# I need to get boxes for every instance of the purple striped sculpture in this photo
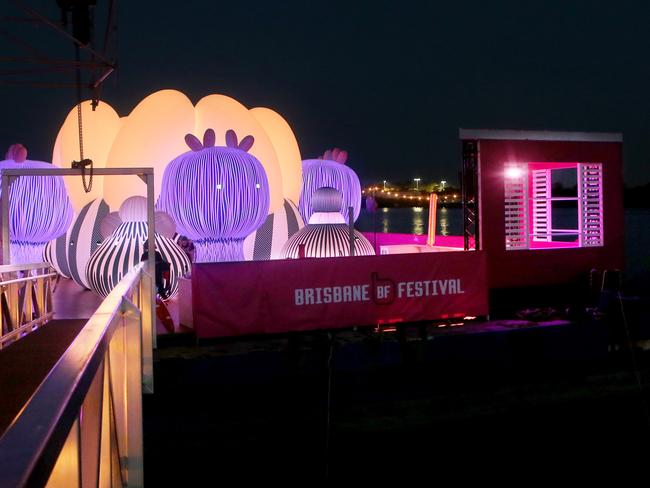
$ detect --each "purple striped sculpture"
[299,148,361,224]
[157,129,270,262]
[1,144,73,264]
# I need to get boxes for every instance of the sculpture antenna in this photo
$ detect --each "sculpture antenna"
[185,134,203,152]
[203,129,216,148]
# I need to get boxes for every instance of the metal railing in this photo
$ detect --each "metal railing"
[1,166,158,354]
[0,262,56,349]
[0,263,152,487]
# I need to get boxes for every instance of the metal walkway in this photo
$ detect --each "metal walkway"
[0,319,86,435]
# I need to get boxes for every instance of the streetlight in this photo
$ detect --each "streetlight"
[414,178,421,190]
[383,180,387,190]
[440,180,446,190]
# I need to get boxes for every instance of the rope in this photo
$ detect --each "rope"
[74,45,93,193]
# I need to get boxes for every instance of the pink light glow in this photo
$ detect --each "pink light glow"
[361,232,465,250]
[505,166,524,179]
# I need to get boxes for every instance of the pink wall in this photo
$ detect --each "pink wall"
[193,251,488,338]
[478,139,624,289]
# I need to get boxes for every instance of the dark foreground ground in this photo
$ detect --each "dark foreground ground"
[143,318,650,484]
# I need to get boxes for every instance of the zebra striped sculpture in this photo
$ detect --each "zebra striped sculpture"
[85,196,191,298]
[282,187,374,259]
[44,198,109,288]
[243,198,304,260]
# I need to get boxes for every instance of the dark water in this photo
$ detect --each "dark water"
[357,207,650,291]
[625,209,650,290]
[357,206,463,236]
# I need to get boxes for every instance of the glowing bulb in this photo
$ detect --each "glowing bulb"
[505,167,524,179]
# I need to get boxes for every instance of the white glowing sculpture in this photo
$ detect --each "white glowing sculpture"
[52,90,301,214]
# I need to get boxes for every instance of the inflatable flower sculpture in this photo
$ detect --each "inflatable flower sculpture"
[157,129,270,262]
[299,148,362,224]
[52,90,302,215]
[0,144,73,264]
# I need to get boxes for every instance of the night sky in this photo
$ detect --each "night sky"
[2,0,650,186]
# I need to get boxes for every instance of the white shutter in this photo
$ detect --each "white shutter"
[531,169,551,241]
[578,163,603,247]
[504,163,529,250]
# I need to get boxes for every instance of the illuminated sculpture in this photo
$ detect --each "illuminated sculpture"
[249,107,302,205]
[86,197,191,298]
[157,129,270,262]
[44,198,109,288]
[1,144,73,264]
[282,187,375,258]
[243,199,304,260]
[299,148,362,224]
[52,90,300,214]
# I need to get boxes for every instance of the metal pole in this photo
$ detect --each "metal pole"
[144,173,156,392]
[348,206,355,257]
[121,298,144,487]
[427,193,438,247]
[2,174,10,264]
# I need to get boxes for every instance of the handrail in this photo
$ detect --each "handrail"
[0,262,56,349]
[0,272,57,287]
[0,262,54,273]
[0,263,147,487]
[0,167,157,367]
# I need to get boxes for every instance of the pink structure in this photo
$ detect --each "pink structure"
[460,129,623,290]
[186,128,624,338]
[193,251,488,338]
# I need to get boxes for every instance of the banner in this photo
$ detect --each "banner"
[193,251,488,338]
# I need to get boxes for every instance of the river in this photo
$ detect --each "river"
[356,206,650,292]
